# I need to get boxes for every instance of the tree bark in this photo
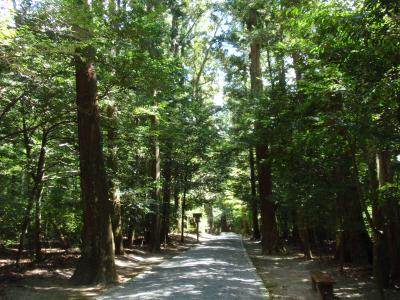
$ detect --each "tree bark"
[173,181,181,229]
[148,107,161,252]
[205,201,214,233]
[376,149,400,286]
[334,155,372,264]
[367,148,390,292]
[106,103,124,255]
[161,147,172,245]
[127,223,135,248]
[180,170,188,243]
[255,143,279,254]
[246,7,279,254]
[249,147,260,240]
[221,213,229,232]
[297,207,312,259]
[32,129,47,261]
[71,46,117,285]
[111,192,123,254]
[16,128,48,265]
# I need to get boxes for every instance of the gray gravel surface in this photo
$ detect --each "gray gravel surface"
[99,233,268,299]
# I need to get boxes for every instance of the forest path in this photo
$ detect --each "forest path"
[99,233,268,299]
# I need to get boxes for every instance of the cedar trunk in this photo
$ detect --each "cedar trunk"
[32,129,47,261]
[256,143,279,253]
[297,207,312,259]
[205,202,214,233]
[335,155,372,264]
[247,8,279,254]
[376,149,400,286]
[161,148,172,245]
[106,103,124,255]
[16,128,48,265]
[249,147,260,240]
[367,150,390,290]
[180,180,187,243]
[71,46,117,285]
[148,112,161,252]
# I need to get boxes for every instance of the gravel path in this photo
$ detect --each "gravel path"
[99,233,268,299]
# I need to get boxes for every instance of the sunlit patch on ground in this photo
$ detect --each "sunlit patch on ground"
[0,235,198,299]
[99,233,267,299]
[244,240,400,300]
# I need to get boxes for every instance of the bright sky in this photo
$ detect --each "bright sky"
[0,0,14,22]
[212,70,225,107]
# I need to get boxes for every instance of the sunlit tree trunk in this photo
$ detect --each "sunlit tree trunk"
[249,147,260,240]
[180,170,188,243]
[366,148,390,292]
[161,149,172,245]
[148,100,161,252]
[173,179,181,230]
[127,223,135,249]
[106,102,124,255]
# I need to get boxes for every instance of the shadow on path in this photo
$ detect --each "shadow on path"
[99,233,268,299]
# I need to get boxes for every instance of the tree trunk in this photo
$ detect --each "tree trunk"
[205,201,213,233]
[247,7,279,254]
[127,223,135,248]
[221,213,229,232]
[106,103,124,255]
[173,182,180,229]
[256,144,279,254]
[159,1,182,245]
[376,149,400,286]
[367,149,390,291]
[71,46,117,285]
[111,192,123,254]
[297,207,312,259]
[16,128,48,265]
[249,147,260,240]
[148,108,161,252]
[33,129,48,262]
[180,180,187,243]
[161,147,172,245]
[335,155,372,264]
[34,183,44,261]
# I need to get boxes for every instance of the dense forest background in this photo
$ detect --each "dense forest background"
[0,0,399,292]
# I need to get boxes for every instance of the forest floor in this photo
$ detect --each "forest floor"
[244,239,400,299]
[0,234,198,300]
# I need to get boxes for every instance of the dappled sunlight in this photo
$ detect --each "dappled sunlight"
[244,239,400,300]
[115,251,166,268]
[99,234,267,299]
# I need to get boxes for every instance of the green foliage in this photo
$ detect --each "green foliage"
[1,0,399,253]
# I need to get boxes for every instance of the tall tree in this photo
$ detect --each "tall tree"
[106,102,124,255]
[71,2,116,283]
[246,7,279,254]
[249,147,260,240]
